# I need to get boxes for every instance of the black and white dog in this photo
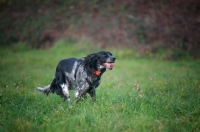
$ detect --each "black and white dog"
[36,51,116,107]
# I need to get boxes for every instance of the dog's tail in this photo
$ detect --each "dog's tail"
[36,84,51,95]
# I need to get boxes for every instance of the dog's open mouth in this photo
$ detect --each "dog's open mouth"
[104,62,114,70]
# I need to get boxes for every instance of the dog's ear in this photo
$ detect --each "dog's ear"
[84,53,99,69]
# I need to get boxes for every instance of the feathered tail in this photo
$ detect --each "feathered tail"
[36,84,51,95]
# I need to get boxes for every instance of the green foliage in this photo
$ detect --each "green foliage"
[0,40,200,131]
[1,0,200,59]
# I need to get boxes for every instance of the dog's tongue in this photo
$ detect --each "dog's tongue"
[110,63,114,67]
[105,62,114,68]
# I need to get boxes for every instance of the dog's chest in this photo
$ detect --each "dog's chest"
[86,76,101,88]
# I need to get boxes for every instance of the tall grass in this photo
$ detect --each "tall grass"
[0,40,200,132]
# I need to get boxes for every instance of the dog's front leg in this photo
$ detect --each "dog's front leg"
[74,89,88,103]
[89,88,96,102]
[74,84,90,103]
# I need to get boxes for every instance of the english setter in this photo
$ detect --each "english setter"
[36,51,116,107]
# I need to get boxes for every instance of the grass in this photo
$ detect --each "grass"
[0,40,200,132]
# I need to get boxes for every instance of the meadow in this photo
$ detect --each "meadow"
[0,40,200,132]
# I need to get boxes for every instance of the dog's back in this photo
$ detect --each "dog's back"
[56,58,78,74]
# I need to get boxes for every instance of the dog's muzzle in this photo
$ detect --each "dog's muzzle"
[104,57,116,70]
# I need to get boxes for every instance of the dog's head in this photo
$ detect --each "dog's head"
[84,51,116,75]
[96,51,116,70]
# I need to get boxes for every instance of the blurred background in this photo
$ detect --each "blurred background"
[0,0,200,60]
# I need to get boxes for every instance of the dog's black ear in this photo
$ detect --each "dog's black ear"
[84,53,99,69]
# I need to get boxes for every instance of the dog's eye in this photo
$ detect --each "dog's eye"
[103,54,107,57]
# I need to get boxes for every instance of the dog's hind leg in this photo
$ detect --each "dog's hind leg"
[60,83,72,108]
[36,84,51,95]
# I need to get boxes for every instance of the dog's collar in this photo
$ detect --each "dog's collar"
[94,71,101,76]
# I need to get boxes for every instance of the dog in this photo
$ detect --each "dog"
[36,51,116,107]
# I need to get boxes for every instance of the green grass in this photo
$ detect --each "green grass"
[0,40,200,132]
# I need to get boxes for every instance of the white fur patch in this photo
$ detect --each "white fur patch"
[60,84,69,98]
[74,91,79,98]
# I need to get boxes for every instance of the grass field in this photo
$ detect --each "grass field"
[0,40,200,132]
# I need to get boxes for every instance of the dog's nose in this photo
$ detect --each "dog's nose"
[112,57,116,62]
